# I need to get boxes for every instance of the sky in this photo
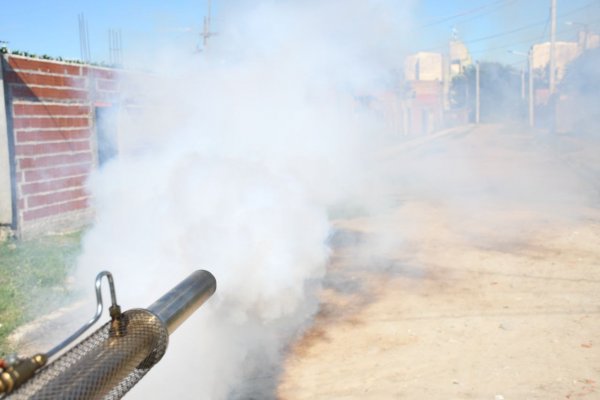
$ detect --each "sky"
[0,0,599,69]
[415,0,600,67]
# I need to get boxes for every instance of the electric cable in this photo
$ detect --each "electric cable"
[420,0,599,52]
[415,0,518,30]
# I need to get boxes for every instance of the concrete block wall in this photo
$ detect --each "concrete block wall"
[1,55,120,237]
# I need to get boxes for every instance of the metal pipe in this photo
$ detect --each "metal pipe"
[8,270,216,400]
[13,309,168,400]
[147,270,216,334]
[46,271,118,359]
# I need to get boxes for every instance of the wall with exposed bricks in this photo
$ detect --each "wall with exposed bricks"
[1,55,121,237]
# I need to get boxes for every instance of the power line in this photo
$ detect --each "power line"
[422,0,600,52]
[464,19,547,45]
[415,0,515,30]
[459,2,595,45]
[424,18,547,51]
[467,18,600,56]
[538,10,551,43]
[453,0,520,28]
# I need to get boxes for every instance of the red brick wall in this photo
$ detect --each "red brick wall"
[2,55,120,236]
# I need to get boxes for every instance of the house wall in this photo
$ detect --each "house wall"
[1,55,120,238]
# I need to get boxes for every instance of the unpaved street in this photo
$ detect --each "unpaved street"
[278,125,600,399]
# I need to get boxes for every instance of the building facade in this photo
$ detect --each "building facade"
[531,41,580,81]
[404,52,444,82]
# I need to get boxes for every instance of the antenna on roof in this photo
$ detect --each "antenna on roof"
[200,0,215,51]
[451,26,459,41]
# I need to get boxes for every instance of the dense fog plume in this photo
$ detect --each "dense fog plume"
[74,1,415,398]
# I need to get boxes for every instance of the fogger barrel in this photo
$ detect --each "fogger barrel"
[8,270,216,400]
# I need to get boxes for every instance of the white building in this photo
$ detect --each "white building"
[449,39,472,78]
[531,41,580,81]
[404,52,444,82]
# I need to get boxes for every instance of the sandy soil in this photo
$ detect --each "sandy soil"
[278,125,600,400]
[8,124,600,400]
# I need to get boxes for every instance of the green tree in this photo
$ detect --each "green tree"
[450,62,525,123]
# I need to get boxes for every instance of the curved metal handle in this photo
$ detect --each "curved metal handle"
[46,271,119,359]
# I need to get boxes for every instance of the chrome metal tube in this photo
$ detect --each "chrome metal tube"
[8,270,217,400]
[147,270,217,334]
[9,309,169,400]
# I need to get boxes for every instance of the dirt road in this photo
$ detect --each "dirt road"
[8,124,599,400]
[278,125,600,399]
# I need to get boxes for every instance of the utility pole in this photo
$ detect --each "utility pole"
[475,61,480,124]
[509,49,535,127]
[529,50,534,127]
[549,0,557,94]
[521,67,525,100]
[202,0,213,49]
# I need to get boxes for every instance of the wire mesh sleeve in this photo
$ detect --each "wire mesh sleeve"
[7,309,169,400]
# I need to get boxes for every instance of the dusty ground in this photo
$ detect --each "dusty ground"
[7,124,600,400]
[278,125,600,400]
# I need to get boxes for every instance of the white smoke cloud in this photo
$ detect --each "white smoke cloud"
[75,1,416,398]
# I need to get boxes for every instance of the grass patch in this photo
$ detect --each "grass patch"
[0,232,82,355]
